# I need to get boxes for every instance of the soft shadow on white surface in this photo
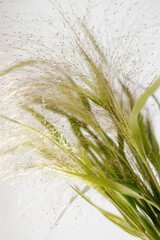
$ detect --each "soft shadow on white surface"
[0,1,160,240]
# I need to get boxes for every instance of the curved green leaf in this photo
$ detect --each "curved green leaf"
[129,77,160,156]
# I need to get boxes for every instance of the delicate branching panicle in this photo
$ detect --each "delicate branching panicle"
[1,1,160,240]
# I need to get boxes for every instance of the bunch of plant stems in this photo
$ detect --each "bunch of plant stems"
[1,12,160,240]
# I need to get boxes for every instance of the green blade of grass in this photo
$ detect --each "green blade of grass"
[71,185,147,239]
[129,77,160,194]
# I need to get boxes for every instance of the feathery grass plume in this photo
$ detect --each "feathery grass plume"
[1,1,160,239]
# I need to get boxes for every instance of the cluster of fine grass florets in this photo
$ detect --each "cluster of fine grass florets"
[0,1,160,240]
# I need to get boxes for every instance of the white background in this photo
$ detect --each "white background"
[0,1,160,240]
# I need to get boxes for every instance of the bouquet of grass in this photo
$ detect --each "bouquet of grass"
[0,5,160,240]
